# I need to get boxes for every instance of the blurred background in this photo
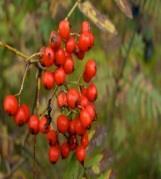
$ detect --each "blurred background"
[1,0,161,178]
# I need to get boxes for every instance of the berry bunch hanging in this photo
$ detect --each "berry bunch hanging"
[3,19,97,164]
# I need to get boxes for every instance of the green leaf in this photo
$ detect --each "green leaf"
[85,153,103,168]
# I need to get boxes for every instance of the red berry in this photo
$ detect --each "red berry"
[57,91,67,108]
[76,146,86,162]
[80,110,92,128]
[86,83,97,102]
[40,47,55,67]
[14,104,30,126]
[66,37,76,53]
[57,115,69,133]
[78,95,89,108]
[58,20,70,40]
[81,132,89,148]
[28,115,39,135]
[85,104,96,120]
[78,33,91,52]
[49,31,61,50]
[68,135,78,150]
[55,48,66,66]
[48,146,60,163]
[74,44,85,60]
[39,116,50,133]
[63,57,74,74]
[61,142,70,158]
[67,88,80,108]
[81,21,91,33]
[83,59,96,82]
[75,118,85,135]
[88,32,95,47]
[54,68,66,85]
[46,129,57,146]
[41,71,55,89]
[68,120,76,134]
[3,95,19,116]
[81,87,88,96]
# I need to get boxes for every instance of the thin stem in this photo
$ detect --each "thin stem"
[15,63,30,96]
[0,41,28,60]
[27,52,41,62]
[65,0,81,20]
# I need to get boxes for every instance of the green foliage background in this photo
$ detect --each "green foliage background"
[0,0,161,179]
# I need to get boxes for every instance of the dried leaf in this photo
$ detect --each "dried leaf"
[79,1,117,34]
[115,0,133,19]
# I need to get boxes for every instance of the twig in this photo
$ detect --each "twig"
[15,63,30,96]
[65,0,81,20]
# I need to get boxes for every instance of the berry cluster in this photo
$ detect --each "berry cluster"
[3,20,97,164]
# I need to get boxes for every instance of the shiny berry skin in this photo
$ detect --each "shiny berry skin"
[40,47,55,67]
[39,116,50,133]
[86,83,97,102]
[85,104,96,120]
[66,37,76,53]
[41,71,55,89]
[78,33,91,52]
[63,57,74,74]
[75,118,85,135]
[55,48,66,66]
[54,68,66,85]
[3,95,18,116]
[48,146,60,163]
[74,44,85,60]
[81,21,91,33]
[80,110,92,128]
[58,20,70,40]
[81,132,89,148]
[28,115,39,135]
[76,146,86,162]
[68,135,78,150]
[14,104,30,126]
[49,31,61,50]
[68,120,76,134]
[67,88,80,109]
[46,129,57,146]
[61,142,70,158]
[57,115,69,133]
[83,59,96,82]
[57,91,67,108]
[78,95,89,108]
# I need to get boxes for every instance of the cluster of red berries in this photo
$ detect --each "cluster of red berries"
[3,19,97,164]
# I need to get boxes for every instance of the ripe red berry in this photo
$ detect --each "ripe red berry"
[28,115,39,135]
[78,95,89,108]
[74,44,85,60]
[49,31,61,50]
[58,20,70,40]
[57,115,69,133]
[68,120,76,134]
[67,88,80,109]
[39,116,50,133]
[54,68,66,85]
[83,59,96,82]
[61,142,70,158]
[85,104,96,120]
[78,33,91,52]
[46,129,57,146]
[41,71,55,89]
[57,91,67,108]
[86,83,97,102]
[14,104,30,126]
[81,87,87,96]
[76,146,86,162]
[88,32,95,47]
[68,135,78,150]
[48,146,60,163]
[55,48,66,66]
[81,21,91,33]
[40,47,55,67]
[81,132,89,148]
[80,110,92,129]
[63,57,74,74]
[75,118,85,135]
[66,37,76,53]
[3,95,19,116]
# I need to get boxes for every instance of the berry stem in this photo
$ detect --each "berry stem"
[65,0,81,20]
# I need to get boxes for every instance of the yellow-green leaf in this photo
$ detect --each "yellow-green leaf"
[79,1,117,34]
